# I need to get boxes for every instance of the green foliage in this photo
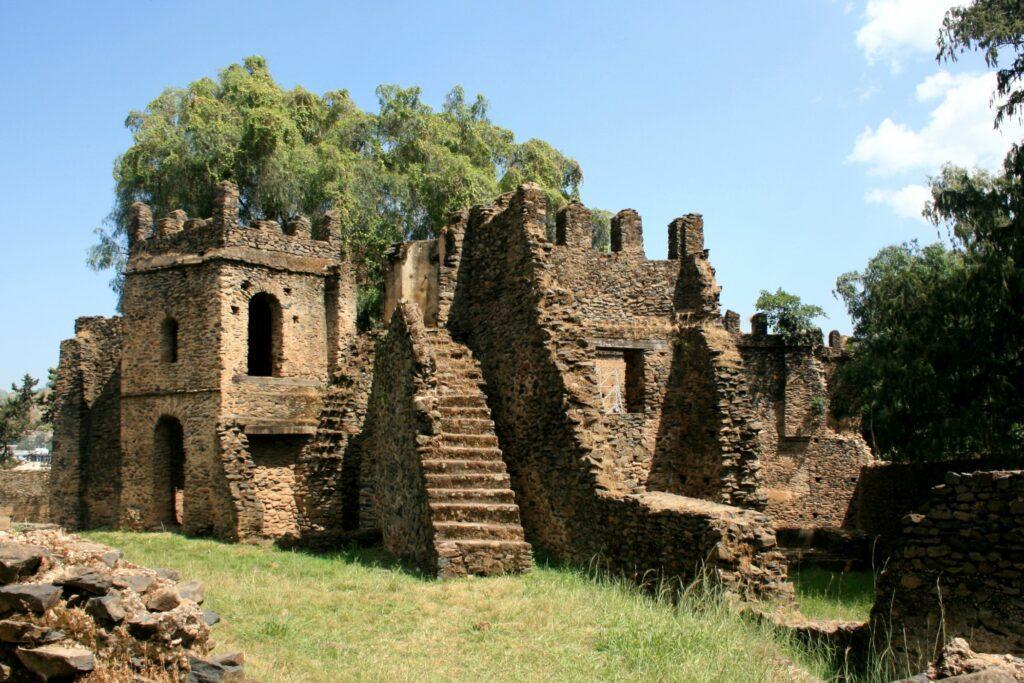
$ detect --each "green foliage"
[835,3,1024,462]
[939,0,1024,128]
[356,284,385,331]
[754,288,827,342]
[591,208,612,252]
[790,568,875,622]
[0,375,39,465]
[90,56,584,305]
[83,531,838,681]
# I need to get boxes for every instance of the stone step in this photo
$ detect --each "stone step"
[439,406,490,419]
[438,394,487,409]
[440,417,494,434]
[421,459,505,474]
[426,488,515,504]
[439,433,499,448]
[429,502,521,524]
[424,472,511,489]
[434,445,503,461]
[435,381,486,394]
[436,539,533,573]
[433,521,525,541]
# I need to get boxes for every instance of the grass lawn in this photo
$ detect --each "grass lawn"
[83,531,834,682]
[791,567,876,622]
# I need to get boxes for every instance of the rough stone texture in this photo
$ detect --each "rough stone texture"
[853,458,1015,552]
[0,528,242,681]
[52,179,877,596]
[56,181,356,542]
[292,334,377,547]
[932,638,1024,681]
[872,470,1024,669]
[444,184,788,596]
[0,471,49,523]
[740,330,874,530]
[50,316,123,529]
[361,301,531,577]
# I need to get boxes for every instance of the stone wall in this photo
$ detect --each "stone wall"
[872,470,1024,667]
[50,316,123,529]
[362,303,439,570]
[0,469,49,522]
[293,334,377,547]
[447,185,787,597]
[854,458,1010,546]
[740,331,873,529]
[115,182,353,541]
[360,302,531,577]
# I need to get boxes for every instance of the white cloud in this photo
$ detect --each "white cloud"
[856,0,958,71]
[865,184,931,220]
[848,70,1020,176]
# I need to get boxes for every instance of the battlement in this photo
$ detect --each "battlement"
[128,181,342,263]
[743,314,849,354]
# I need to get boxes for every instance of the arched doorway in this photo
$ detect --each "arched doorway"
[153,415,185,527]
[247,292,282,376]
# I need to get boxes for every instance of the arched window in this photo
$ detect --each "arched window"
[160,317,179,363]
[248,293,282,376]
[153,415,185,527]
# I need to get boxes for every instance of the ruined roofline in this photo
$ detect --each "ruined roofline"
[737,312,849,353]
[127,180,343,261]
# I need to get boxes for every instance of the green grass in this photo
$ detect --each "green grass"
[83,531,835,682]
[791,567,876,622]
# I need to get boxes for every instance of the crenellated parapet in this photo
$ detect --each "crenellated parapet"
[127,181,342,264]
[739,316,873,528]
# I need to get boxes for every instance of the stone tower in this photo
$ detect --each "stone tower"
[117,181,355,540]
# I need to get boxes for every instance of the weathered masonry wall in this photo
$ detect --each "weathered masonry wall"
[362,305,439,571]
[740,329,873,529]
[293,334,377,547]
[361,302,531,577]
[67,181,355,542]
[50,316,123,529]
[447,185,787,596]
[872,470,1024,667]
[649,215,765,511]
[853,457,1011,546]
[0,469,50,522]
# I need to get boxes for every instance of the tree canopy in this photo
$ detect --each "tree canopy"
[90,56,585,313]
[754,289,827,343]
[0,375,38,466]
[835,0,1024,461]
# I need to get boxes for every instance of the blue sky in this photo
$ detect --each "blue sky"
[0,0,1014,387]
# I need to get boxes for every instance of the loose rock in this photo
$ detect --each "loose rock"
[16,645,95,679]
[0,584,61,615]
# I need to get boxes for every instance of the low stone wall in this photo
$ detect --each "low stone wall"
[871,470,1024,668]
[854,457,1013,547]
[0,469,50,523]
[598,491,790,599]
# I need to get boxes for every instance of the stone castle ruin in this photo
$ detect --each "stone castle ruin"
[50,181,872,591]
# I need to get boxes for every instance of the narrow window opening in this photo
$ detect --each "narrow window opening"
[154,416,185,527]
[160,318,179,363]
[624,349,645,413]
[610,224,623,252]
[554,210,568,245]
[248,292,282,376]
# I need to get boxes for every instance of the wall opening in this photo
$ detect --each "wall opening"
[596,348,644,414]
[624,349,645,413]
[248,434,305,539]
[160,317,178,363]
[248,292,282,376]
[610,225,623,253]
[153,415,185,527]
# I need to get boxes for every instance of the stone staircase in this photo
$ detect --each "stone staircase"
[421,327,532,576]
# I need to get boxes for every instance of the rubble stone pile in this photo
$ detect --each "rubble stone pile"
[0,529,242,681]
